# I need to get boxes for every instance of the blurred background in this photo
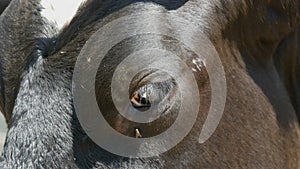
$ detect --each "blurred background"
[0,115,6,153]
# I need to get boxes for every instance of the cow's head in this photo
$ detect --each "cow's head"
[0,0,299,168]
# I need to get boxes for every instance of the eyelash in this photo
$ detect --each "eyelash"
[131,80,176,109]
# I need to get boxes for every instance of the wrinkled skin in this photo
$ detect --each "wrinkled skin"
[0,0,299,168]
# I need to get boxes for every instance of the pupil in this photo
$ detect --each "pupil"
[131,92,151,109]
[140,97,147,105]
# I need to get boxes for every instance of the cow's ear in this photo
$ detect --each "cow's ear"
[0,0,10,15]
[0,0,46,124]
[274,29,300,123]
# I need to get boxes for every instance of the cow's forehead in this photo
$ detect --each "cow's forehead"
[39,0,187,30]
[39,0,299,35]
[38,0,241,32]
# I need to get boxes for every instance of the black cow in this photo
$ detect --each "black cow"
[0,0,299,168]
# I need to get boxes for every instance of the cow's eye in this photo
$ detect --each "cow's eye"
[130,78,176,112]
[131,92,151,109]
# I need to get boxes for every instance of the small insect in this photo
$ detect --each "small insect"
[135,128,142,138]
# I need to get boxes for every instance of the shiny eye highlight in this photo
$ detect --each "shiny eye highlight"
[131,92,151,108]
[129,69,177,115]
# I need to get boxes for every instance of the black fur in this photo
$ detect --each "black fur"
[0,0,299,168]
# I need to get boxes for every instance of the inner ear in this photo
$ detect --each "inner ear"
[0,0,11,15]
